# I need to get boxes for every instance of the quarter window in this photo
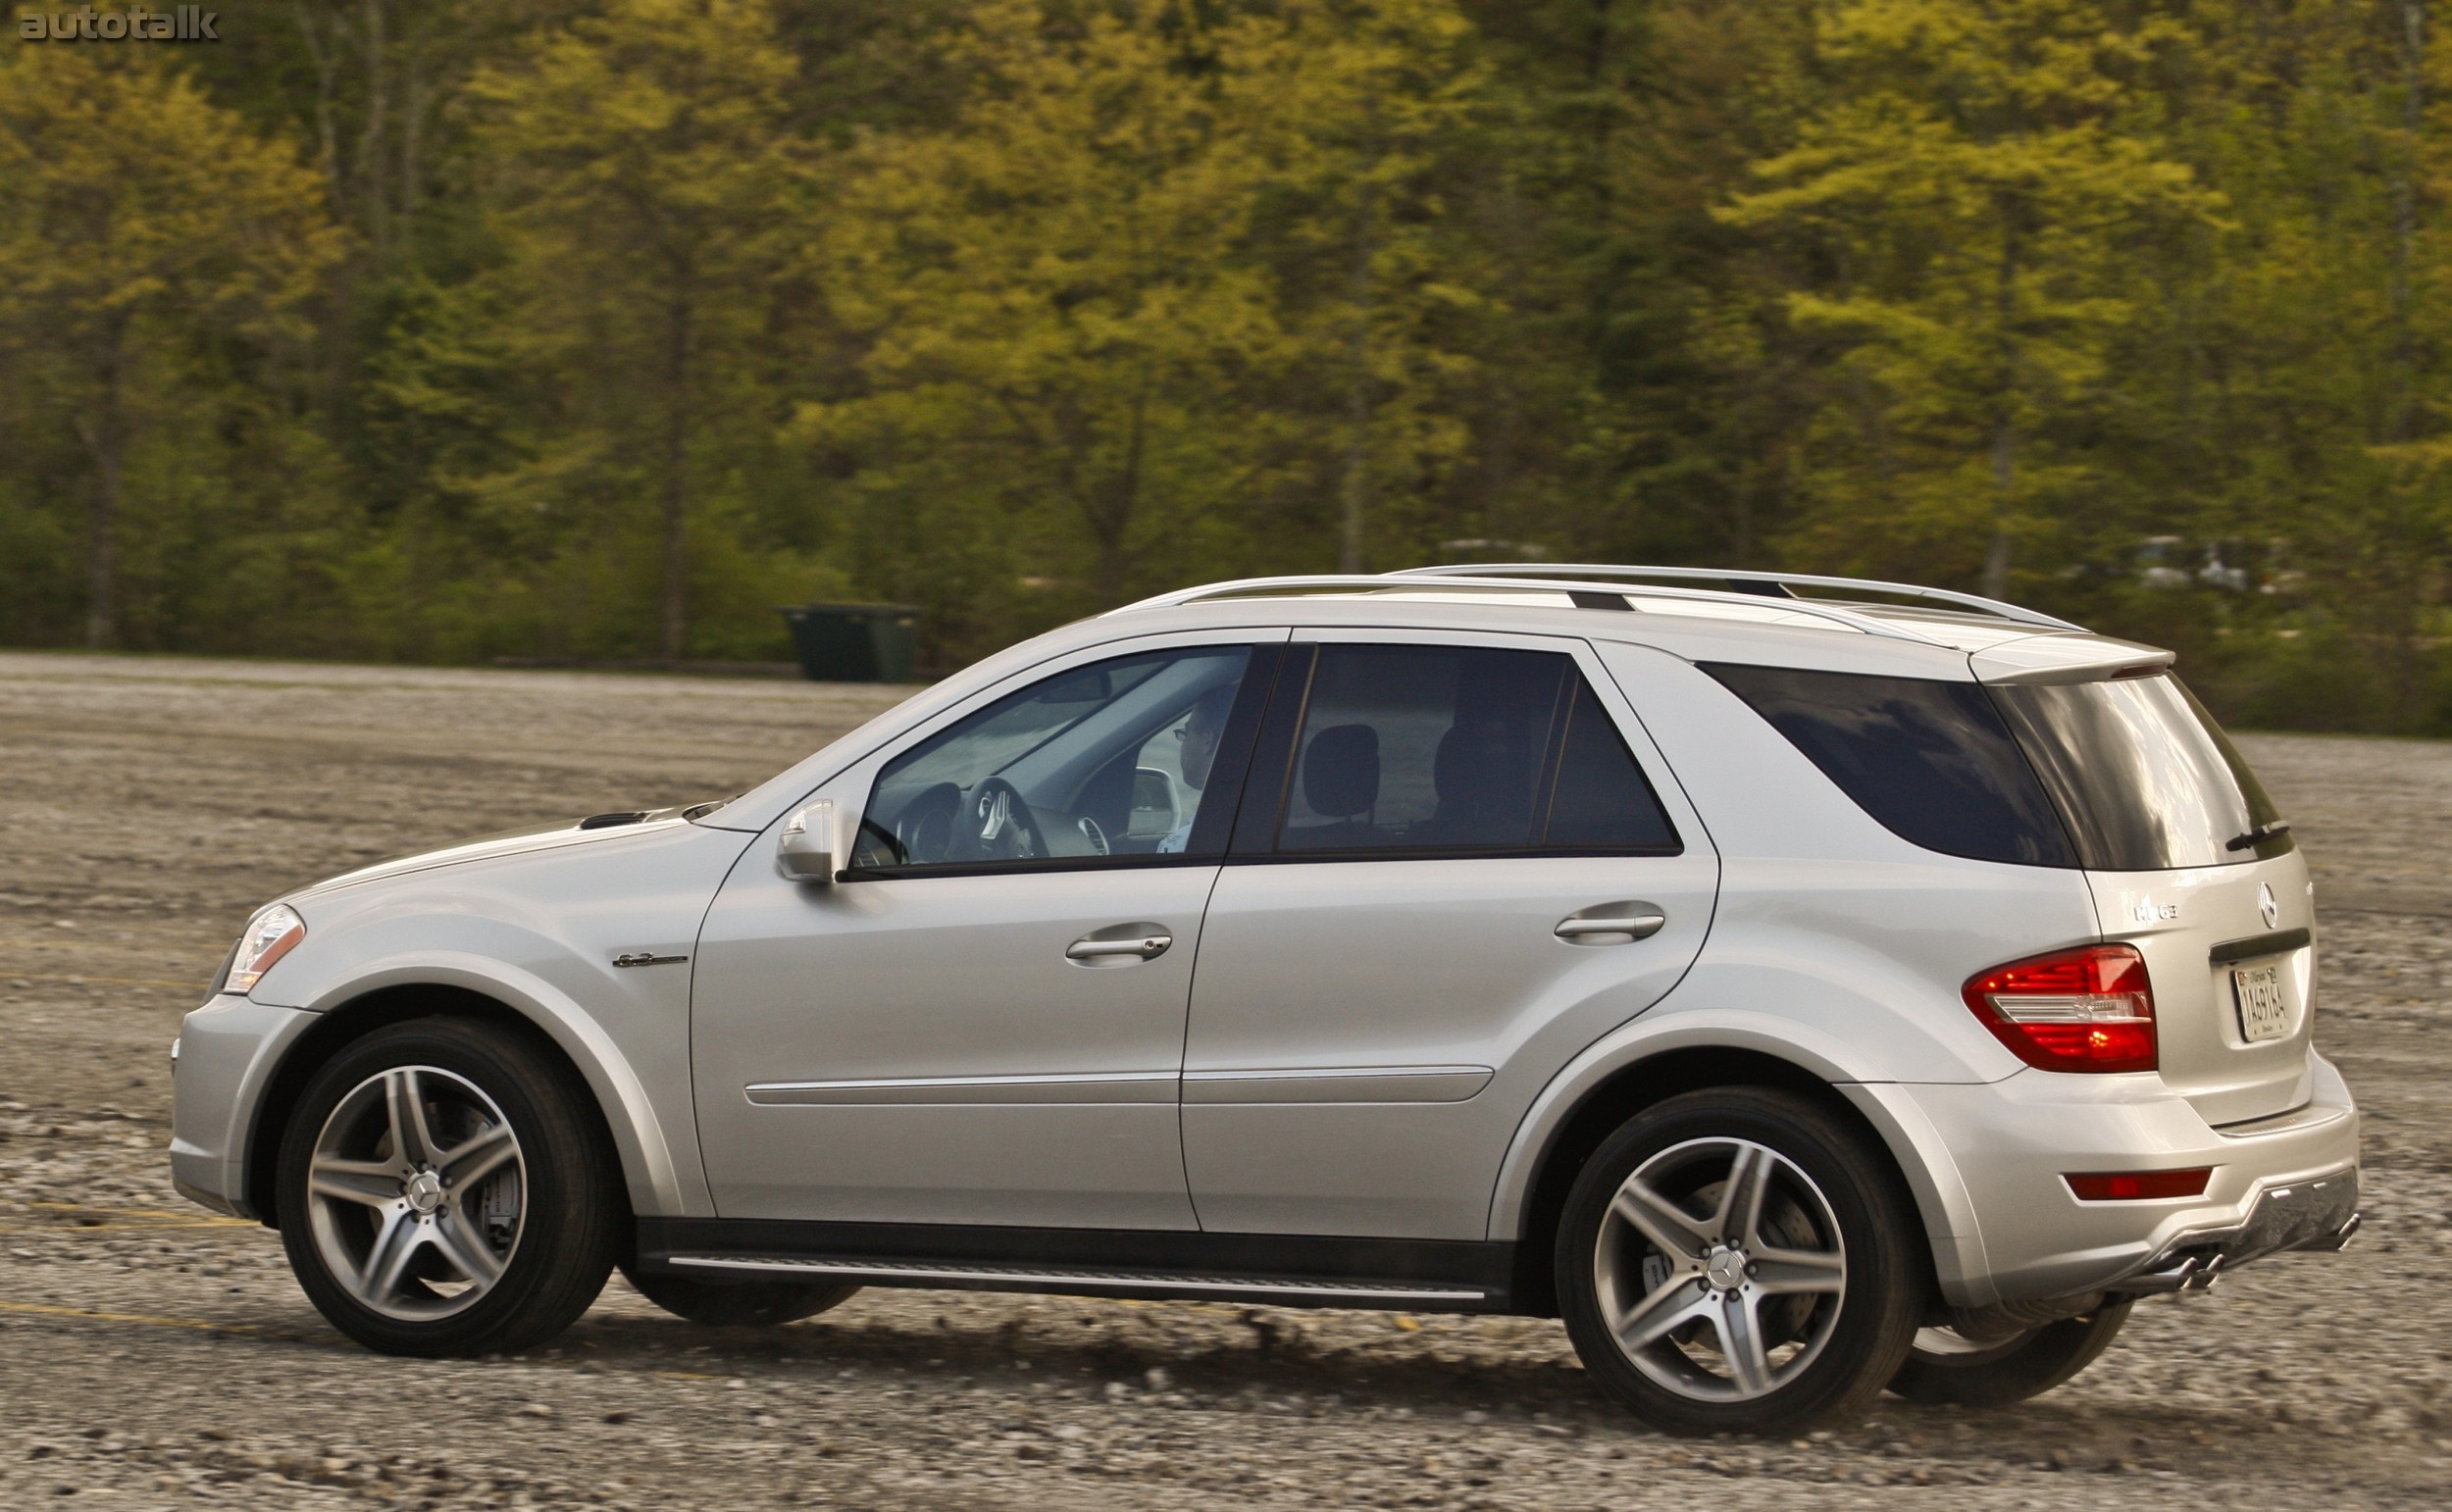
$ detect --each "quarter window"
[1268,644,1678,857]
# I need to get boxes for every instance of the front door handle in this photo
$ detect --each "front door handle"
[1556,908,1666,943]
[1066,932,1172,963]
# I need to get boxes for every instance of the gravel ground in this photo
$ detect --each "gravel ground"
[2,649,2448,1508]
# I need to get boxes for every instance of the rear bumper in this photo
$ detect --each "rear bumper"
[169,996,320,1222]
[1880,1053,2360,1305]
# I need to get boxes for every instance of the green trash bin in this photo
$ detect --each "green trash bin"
[778,602,922,682]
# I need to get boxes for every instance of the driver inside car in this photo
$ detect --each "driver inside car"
[1154,685,1233,854]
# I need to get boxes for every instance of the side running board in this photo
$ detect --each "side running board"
[633,1218,1516,1314]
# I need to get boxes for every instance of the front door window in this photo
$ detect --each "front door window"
[852,646,1257,871]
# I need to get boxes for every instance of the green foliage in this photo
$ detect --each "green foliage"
[1,0,2449,727]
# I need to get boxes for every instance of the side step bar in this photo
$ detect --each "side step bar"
[633,1218,1518,1314]
[671,1254,1491,1306]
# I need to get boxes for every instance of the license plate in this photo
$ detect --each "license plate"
[2233,963,2290,1043]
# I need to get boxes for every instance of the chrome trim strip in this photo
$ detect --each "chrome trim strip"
[1181,1065,1494,1105]
[744,1071,1177,1106]
[670,1254,1488,1301]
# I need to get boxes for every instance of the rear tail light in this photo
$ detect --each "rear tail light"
[2065,1169,2211,1201]
[1963,943,2157,1073]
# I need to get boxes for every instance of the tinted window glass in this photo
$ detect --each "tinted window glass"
[1990,674,2290,871]
[855,646,1252,870]
[1547,678,1678,849]
[1707,664,2075,868]
[1274,645,1678,855]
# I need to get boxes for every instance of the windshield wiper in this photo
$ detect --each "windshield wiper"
[2225,819,2291,852]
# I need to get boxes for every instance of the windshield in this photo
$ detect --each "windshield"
[1989,674,2290,872]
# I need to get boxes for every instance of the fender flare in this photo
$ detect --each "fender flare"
[287,955,702,1218]
[1485,1009,1998,1307]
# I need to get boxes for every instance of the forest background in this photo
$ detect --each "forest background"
[4,0,2450,733]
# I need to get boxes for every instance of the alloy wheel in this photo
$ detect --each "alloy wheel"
[303,1065,527,1321]
[1593,1135,1848,1401]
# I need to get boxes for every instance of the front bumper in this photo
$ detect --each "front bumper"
[1880,1052,2360,1305]
[169,995,320,1221]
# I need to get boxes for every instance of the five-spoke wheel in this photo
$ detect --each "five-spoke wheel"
[1558,1087,1923,1436]
[303,1066,526,1320]
[278,1018,620,1356]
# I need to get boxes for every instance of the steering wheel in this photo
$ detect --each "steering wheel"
[964,777,1049,862]
[892,781,963,865]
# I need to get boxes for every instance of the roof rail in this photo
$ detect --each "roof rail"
[1390,563,2085,632]
[1107,574,1955,646]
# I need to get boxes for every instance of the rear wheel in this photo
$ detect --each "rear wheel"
[277,1017,620,1357]
[1887,1302,2131,1407]
[619,1263,859,1328]
[1557,1087,1923,1436]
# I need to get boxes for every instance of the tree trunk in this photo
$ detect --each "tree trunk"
[658,293,694,661]
[1339,166,1378,575]
[1982,415,2015,603]
[1983,212,2021,604]
[2382,0,2427,726]
[77,328,129,650]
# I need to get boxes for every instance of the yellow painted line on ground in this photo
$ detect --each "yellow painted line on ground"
[28,1202,252,1226]
[0,1300,808,1380]
[7,971,201,988]
[0,1299,263,1335]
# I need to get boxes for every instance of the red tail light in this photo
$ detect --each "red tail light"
[2065,1169,2210,1201]
[1963,943,2157,1074]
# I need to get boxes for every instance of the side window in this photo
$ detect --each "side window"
[1704,663,2076,867]
[1271,644,1678,856]
[852,645,1255,872]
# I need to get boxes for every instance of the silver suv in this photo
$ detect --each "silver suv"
[170,566,2360,1435]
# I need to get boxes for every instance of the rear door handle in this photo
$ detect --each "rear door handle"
[1556,911,1666,943]
[1066,932,1172,962]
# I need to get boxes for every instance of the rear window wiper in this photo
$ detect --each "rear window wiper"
[2225,819,2291,852]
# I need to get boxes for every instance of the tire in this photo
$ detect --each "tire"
[276,1017,621,1357]
[1556,1086,1924,1436]
[1887,1301,2131,1407]
[619,1262,860,1328]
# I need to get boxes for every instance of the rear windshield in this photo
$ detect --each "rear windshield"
[1704,665,2076,867]
[1709,662,2289,872]
[1989,675,2291,871]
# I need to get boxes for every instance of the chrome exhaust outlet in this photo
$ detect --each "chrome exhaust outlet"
[2118,1253,2204,1295]
[2291,1212,2362,1254]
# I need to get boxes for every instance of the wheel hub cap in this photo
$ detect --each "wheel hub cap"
[403,1169,444,1215]
[1705,1244,1749,1291]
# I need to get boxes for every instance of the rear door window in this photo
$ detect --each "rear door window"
[1706,664,2076,867]
[1259,643,1680,857]
[1988,675,2290,870]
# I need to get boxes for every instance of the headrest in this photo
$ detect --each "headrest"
[1302,723,1380,821]
[1433,721,1508,814]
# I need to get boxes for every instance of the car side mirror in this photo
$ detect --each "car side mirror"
[776,799,843,884]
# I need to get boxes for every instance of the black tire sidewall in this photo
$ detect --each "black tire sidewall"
[1557,1087,1924,1436]
[616,1263,860,1328]
[1889,1301,2133,1407]
[277,1017,618,1356]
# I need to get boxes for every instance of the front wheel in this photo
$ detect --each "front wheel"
[1556,1087,1924,1436]
[1887,1302,2131,1407]
[276,1017,620,1357]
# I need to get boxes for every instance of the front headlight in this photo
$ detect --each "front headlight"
[221,904,306,994]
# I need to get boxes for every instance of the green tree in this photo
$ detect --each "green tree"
[464,0,812,659]
[806,0,1303,643]
[1720,0,2221,599]
[0,47,342,647]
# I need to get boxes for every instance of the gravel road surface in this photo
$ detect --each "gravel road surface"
[2,650,2447,1507]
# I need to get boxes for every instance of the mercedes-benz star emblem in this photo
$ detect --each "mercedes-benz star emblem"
[2258,882,2279,931]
